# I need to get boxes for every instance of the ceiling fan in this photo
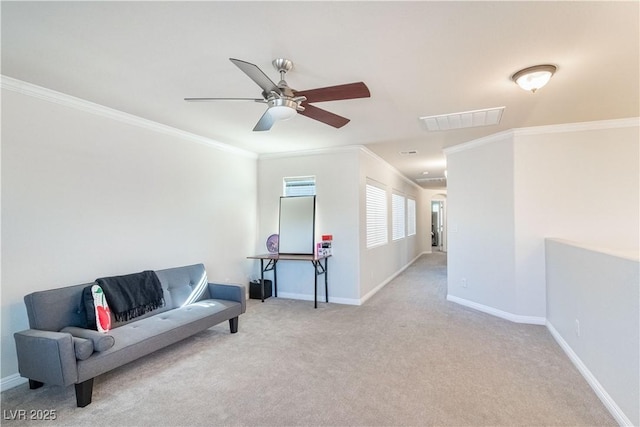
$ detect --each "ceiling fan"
[185,58,370,131]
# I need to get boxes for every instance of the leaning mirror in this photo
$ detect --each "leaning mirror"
[278,196,316,255]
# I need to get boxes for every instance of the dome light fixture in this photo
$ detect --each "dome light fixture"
[268,98,298,121]
[512,64,557,93]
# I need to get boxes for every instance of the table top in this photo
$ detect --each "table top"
[247,253,331,261]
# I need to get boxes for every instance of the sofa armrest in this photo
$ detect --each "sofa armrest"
[208,283,246,314]
[14,329,78,386]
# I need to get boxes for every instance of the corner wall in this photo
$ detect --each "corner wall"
[445,118,639,322]
[257,146,429,305]
[257,148,361,303]
[445,135,518,317]
[513,123,639,318]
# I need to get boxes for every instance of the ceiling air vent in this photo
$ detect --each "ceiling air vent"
[399,150,418,156]
[416,177,447,183]
[419,106,505,131]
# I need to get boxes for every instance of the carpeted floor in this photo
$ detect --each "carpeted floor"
[1,252,615,426]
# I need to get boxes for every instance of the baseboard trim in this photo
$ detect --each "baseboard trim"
[446,295,546,325]
[1,373,27,392]
[546,322,633,427]
[275,292,360,306]
[276,252,429,306]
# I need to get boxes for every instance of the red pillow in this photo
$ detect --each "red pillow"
[83,284,112,333]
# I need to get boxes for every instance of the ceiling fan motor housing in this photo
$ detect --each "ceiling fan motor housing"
[268,98,298,110]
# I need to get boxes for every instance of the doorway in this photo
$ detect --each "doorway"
[431,196,447,252]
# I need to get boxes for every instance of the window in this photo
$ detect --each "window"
[392,193,405,240]
[283,176,316,197]
[407,198,416,236]
[366,183,387,248]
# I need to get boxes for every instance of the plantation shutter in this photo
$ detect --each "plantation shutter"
[407,198,416,236]
[392,193,405,240]
[366,183,388,248]
[283,176,316,197]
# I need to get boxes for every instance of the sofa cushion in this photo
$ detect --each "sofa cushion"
[72,337,94,360]
[76,299,242,382]
[61,326,115,352]
[155,264,209,309]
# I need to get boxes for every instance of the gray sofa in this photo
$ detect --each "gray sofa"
[13,263,246,407]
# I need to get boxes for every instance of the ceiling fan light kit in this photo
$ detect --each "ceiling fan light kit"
[185,57,370,131]
[267,98,298,121]
[512,64,557,93]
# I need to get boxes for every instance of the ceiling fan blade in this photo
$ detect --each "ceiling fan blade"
[298,104,350,128]
[293,82,370,103]
[253,109,275,132]
[184,97,264,102]
[229,58,281,96]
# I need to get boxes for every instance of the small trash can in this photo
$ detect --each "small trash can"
[249,279,272,299]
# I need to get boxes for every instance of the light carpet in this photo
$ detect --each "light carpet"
[1,252,615,426]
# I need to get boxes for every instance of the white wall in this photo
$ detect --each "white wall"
[257,148,361,303]
[514,123,639,318]
[358,149,429,301]
[546,239,639,426]
[445,118,639,322]
[1,83,257,381]
[446,135,518,316]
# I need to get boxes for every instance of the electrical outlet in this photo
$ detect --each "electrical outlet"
[461,278,467,288]
[575,319,580,337]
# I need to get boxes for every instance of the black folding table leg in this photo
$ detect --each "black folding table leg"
[314,261,318,309]
[259,259,265,302]
[324,258,329,303]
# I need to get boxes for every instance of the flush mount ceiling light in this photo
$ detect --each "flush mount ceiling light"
[512,64,557,93]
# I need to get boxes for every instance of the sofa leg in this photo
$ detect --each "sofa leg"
[229,317,239,334]
[75,378,94,407]
[29,379,44,389]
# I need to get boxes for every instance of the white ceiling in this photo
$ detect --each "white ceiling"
[2,1,638,189]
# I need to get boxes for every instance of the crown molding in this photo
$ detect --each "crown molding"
[444,117,640,156]
[260,145,422,191]
[513,117,639,137]
[443,129,513,155]
[1,75,257,159]
[258,144,362,160]
[359,145,423,191]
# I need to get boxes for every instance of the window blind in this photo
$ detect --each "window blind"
[283,176,316,197]
[366,184,388,248]
[392,193,405,240]
[407,198,416,236]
